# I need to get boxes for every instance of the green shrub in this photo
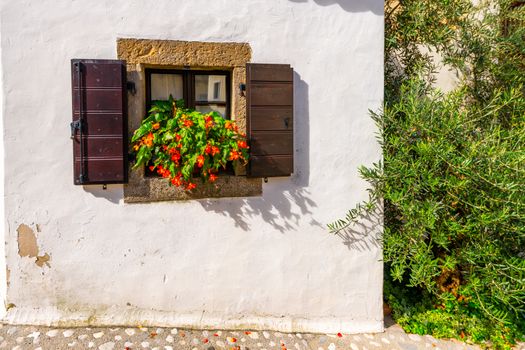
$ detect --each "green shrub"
[330,0,525,348]
[364,77,525,348]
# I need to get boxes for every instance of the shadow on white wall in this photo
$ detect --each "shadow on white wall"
[198,72,321,233]
[334,206,383,251]
[287,0,383,15]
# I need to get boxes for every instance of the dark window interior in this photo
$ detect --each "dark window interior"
[145,69,231,119]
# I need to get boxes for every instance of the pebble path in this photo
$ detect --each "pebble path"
[0,321,523,350]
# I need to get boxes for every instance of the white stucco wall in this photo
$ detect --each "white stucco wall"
[0,0,384,333]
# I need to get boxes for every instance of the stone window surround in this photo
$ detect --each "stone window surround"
[117,38,262,203]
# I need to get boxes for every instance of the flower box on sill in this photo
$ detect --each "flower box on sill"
[131,98,249,191]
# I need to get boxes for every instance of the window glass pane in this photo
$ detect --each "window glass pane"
[195,75,227,102]
[195,104,227,118]
[151,73,183,101]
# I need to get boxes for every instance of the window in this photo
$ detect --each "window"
[144,69,234,177]
[73,39,296,202]
[117,38,264,202]
[145,69,231,119]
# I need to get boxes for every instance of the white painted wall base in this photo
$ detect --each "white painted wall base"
[4,306,383,334]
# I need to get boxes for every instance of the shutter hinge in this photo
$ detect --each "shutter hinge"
[70,120,81,139]
[239,83,246,96]
[73,62,82,72]
[126,81,136,95]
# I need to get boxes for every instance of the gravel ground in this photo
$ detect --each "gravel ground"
[0,319,523,350]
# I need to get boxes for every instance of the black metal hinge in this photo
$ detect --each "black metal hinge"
[70,120,81,139]
[127,81,136,95]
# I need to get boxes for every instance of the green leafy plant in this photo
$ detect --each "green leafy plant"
[331,0,525,348]
[131,98,249,190]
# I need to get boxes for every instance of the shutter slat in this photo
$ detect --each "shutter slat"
[246,63,294,177]
[250,155,294,177]
[250,131,293,155]
[73,159,126,183]
[71,59,128,185]
[249,64,294,82]
[71,113,124,135]
[72,61,126,87]
[73,137,124,158]
[249,83,293,106]
[250,107,293,131]
[72,90,124,111]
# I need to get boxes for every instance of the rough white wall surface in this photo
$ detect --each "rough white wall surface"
[0,12,6,319]
[0,0,384,333]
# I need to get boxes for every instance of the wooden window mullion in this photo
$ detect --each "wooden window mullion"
[189,71,196,110]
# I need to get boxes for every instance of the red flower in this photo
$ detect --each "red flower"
[143,133,154,147]
[182,119,194,128]
[205,115,214,128]
[186,182,197,190]
[152,122,160,130]
[211,146,220,156]
[175,134,182,142]
[227,337,237,343]
[171,176,182,187]
[156,165,170,178]
[196,155,205,168]
[237,140,248,149]
[169,148,181,162]
[205,144,212,155]
[209,173,218,182]
[229,150,240,161]
[225,121,233,130]
[337,333,343,338]
[149,165,155,172]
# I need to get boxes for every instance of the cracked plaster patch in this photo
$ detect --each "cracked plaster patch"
[16,224,51,268]
[17,224,38,258]
[35,253,51,268]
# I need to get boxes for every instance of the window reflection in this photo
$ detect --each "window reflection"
[195,104,227,116]
[195,75,227,102]
[150,73,184,101]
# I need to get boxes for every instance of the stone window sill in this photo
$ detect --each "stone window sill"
[123,170,262,203]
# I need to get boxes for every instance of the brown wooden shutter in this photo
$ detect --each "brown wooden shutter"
[71,59,128,185]
[246,63,294,177]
